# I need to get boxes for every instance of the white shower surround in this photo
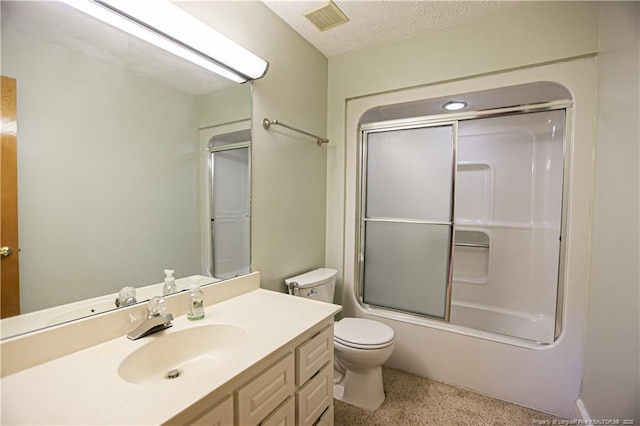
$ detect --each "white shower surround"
[450,110,565,344]
[342,58,596,417]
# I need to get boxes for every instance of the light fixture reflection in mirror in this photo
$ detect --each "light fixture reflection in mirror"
[61,0,269,83]
[0,0,256,339]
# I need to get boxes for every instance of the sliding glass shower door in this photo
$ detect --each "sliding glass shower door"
[358,108,567,342]
[361,123,456,319]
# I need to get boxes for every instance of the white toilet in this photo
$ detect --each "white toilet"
[286,268,395,411]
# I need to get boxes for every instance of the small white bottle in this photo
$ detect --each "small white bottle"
[187,281,205,321]
[162,269,177,295]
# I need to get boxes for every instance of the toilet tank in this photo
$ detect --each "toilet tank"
[285,268,337,303]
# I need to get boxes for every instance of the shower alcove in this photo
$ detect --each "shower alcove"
[341,58,596,417]
[355,81,570,345]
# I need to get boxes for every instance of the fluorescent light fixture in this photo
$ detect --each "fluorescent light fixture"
[442,100,469,111]
[60,0,268,83]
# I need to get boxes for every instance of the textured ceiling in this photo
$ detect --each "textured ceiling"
[3,1,515,92]
[262,0,513,57]
[1,1,235,96]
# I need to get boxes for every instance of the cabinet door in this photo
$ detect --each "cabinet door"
[315,406,334,426]
[236,353,294,425]
[260,396,295,426]
[188,394,233,426]
[296,363,332,426]
[296,325,333,386]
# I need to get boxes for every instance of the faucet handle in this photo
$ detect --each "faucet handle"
[147,296,167,317]
[121,286,137,302]
[115,286,137,307]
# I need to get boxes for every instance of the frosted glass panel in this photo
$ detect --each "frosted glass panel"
[366,125,454,221]
[363,221,451,319]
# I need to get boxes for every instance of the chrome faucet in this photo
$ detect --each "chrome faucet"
[127,296,173,340]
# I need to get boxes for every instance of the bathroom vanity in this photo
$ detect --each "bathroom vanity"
[0,273,341,425]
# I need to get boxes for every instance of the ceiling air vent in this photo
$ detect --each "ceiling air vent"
[303,1,349,32]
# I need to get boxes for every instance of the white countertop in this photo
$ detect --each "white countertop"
[1,289,341,425]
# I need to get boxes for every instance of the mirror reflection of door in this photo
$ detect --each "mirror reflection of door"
[207,129,251,279]
[1,75,21,318]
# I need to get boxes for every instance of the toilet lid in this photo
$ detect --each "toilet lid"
[334,318,394,348]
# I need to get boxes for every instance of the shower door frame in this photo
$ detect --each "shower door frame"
[359,120,458,322]
[355,99,572,342]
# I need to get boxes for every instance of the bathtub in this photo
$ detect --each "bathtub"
[449,300,555,343]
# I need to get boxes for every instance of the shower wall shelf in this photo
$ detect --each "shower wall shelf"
[262,118,329,147]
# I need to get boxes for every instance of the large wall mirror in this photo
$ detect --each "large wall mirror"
[0,1,253,338]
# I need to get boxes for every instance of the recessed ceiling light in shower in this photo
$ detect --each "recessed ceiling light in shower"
[443,101,469,111]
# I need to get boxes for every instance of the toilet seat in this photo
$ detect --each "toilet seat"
[334,318,394,350]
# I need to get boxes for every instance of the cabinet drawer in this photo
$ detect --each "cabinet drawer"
[296,362,332,426]
[296,325,333,386]
[315,405,334,426]
[188,394,233,426]
[260,396,295,426]
[236,353,294,426]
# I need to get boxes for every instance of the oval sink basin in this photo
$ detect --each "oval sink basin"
[118,324,248,385]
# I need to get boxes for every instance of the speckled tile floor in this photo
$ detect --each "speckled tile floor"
[334,367,563,426]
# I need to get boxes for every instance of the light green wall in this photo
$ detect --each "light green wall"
[2,27,200,312]
[581,2,640,420]
[326,0,639,420]
[326,1,600,304]
[197,84,251,129]
[179,2,328,293]
[328,2,598,98]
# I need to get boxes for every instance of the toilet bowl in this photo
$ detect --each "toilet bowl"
[333,317,395,411]
[285,268,395,411]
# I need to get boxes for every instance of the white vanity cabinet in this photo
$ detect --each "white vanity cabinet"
[1,285,342,425]
[187,394,234,425]
[171,320,335,426]
[261,396,295,425]
[236,353,295,425]
[295,325,334,426]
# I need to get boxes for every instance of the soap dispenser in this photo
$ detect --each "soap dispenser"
[162,269,177,295]
[187,280,205,321]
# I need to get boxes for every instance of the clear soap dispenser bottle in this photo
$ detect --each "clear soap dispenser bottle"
[162,269,177,295]
[187,280,204,321]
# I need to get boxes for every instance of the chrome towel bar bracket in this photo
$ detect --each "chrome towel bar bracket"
[262,118,329,147]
